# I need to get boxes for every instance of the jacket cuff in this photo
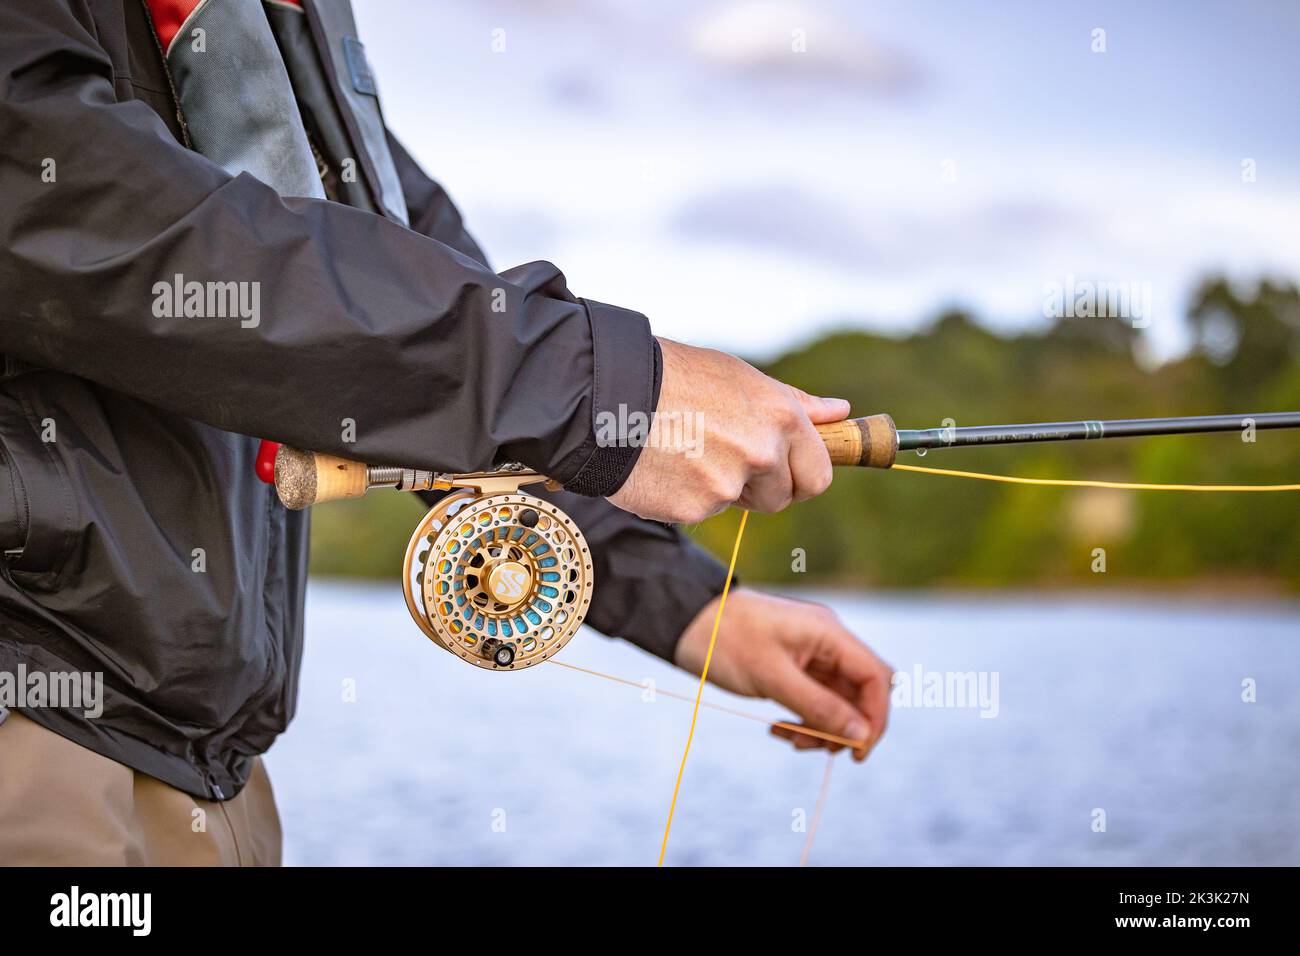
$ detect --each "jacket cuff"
[632,536,733,661]
[560,299,661,497]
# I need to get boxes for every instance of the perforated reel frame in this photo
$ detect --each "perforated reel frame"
[401,489,594,670]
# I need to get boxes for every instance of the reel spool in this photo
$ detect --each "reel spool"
[401,488,593,670]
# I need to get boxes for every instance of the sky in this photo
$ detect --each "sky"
[355,0,1300,361]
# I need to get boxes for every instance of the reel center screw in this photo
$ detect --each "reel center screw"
[486,560,531,605]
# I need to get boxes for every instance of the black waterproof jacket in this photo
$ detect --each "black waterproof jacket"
[0,0,727,799]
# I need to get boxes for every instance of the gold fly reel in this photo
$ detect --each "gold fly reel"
[271,445,596,670]
[401,487,593,670]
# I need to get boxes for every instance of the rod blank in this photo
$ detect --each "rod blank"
[896,412,1300,452]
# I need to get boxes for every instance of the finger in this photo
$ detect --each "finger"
[807,628,883,691]
[824,674,887,760]
[807,636,892,757]
[769,725,831,751]
[787,420,834,503]
[770,723,845,753]
[789,387,851,425]
[804,642,891,760]
[857,666,891,753]
[766,662,871,756]
[737,462,795,513]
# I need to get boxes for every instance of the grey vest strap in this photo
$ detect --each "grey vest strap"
[165,0,325,199]
[301,0,409,224]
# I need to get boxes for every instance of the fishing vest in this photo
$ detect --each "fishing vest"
[145,0,409,221]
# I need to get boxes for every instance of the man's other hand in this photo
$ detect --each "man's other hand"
[674,588,892,761]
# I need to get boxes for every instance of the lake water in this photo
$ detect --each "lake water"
[267,580,1300,866]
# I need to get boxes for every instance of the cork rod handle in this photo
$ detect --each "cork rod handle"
[274,445,369,510]
[815,414,898,469]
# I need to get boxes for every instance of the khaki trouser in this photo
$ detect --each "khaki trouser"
[0,711,281,866]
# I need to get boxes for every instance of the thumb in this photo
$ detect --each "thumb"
[789,386,851,425]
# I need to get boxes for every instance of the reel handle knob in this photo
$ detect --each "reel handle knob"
[817,414,898,469]
[274,446,369,510]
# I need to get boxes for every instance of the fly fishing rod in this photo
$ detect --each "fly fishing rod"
[817,411,1300,467]
[262,408,1298,671]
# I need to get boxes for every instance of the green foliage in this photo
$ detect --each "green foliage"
[308,490,426,578]
[312,276,1300,592]
[691,276,1300,592]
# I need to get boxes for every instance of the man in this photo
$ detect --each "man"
[0,0,890,865]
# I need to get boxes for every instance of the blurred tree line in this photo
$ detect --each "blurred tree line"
[310,276,1300,591]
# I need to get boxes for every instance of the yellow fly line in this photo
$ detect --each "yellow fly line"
[657,508,748,868]
[892,462,1300,492]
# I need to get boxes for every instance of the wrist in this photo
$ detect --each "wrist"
[674,586,752,671]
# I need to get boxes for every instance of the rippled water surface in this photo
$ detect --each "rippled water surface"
[268,581,1300,866]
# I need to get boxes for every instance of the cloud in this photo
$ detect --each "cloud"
[546,71,614,113]
[670,183,882,269]
[684,1,924,96]
[671,184,1086,273]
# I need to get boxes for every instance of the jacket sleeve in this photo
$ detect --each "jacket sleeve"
[386,134,731,659]
[0,2,654,496]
